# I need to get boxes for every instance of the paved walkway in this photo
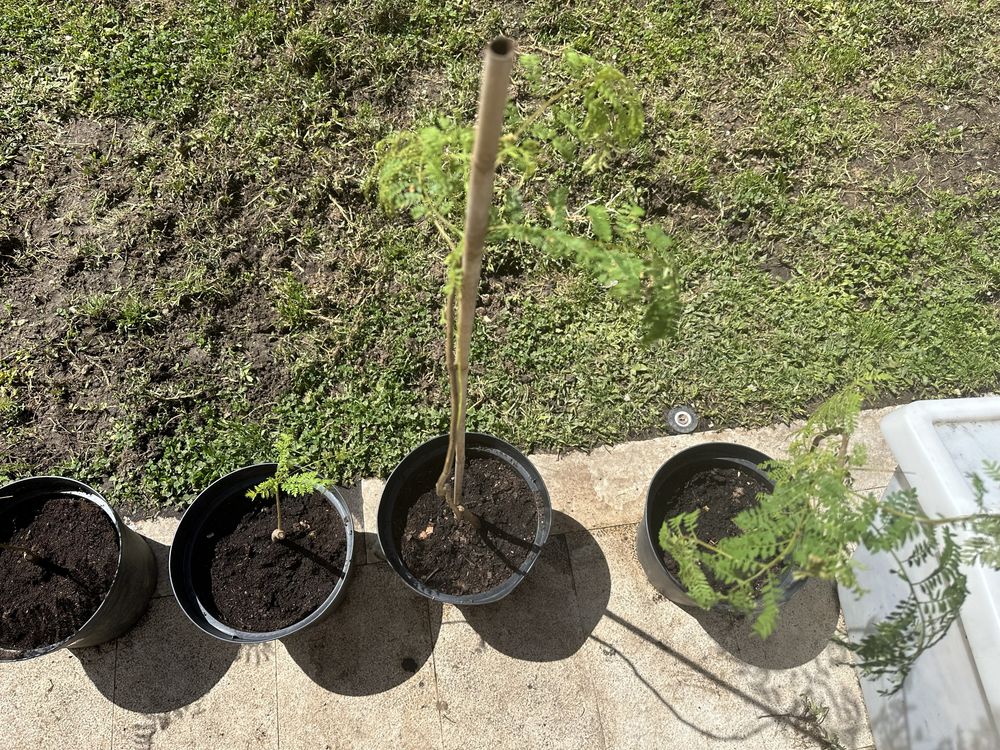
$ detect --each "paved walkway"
[2,410,898,749]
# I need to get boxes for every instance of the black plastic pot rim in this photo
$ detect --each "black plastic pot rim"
[168,463,355,644]
[377,432,552,606]
[0,476,125,662]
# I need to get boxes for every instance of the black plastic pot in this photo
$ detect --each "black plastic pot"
[169,463,355,643]
[377,432,552,605]
[0,476,157,662]
[636,442,805,608]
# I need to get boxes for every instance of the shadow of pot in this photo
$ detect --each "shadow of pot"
[0,476,157,662]
[377,432,552,605]
[168,463,355,644]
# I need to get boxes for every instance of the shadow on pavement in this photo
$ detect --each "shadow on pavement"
[77,542,239,713]
[283,562,441,696]
[459,510,611,661]
[685,577,841,669]
[599,608,852,746]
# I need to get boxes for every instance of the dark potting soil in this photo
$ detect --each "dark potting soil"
[394,456,539,596]
[660,466,772,592]
[195,490,347,632]
[0,496,119,651]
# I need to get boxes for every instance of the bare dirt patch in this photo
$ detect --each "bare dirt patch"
[0,119,287,497]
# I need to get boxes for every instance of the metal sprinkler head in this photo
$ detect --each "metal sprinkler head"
[666,405,699,434]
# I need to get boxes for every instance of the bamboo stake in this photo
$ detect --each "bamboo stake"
[439,36,515,524]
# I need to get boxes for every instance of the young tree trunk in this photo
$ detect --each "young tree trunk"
[436,37,516,523]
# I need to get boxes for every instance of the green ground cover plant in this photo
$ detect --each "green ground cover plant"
[1,0,998,509]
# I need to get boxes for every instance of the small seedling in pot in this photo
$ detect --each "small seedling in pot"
[246,434,326,543]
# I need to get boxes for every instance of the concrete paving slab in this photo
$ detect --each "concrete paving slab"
[276,563,441,750]
[852,469,895,492]
[130,514,179,598]
[433,531,605,749]
[529,451,604,534]
[110,597,277,750]
[361,478,386,564]
[0,644,115,750]
[567,524,873,750]
[434,620,604,750]
[852,408,897,470]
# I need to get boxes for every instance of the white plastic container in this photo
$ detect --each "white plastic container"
[839,397,1000,750]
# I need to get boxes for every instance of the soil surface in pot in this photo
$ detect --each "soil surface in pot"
[659,466,771,593]
[393,456,539,596]
[195,491,347,632]
[0,496,119,651]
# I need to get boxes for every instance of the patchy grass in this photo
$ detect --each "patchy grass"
[1,0,998,510]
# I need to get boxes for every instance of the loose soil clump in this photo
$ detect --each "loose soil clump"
[194,491,347,632]
[393,456,539,596]
[0,496,119,651]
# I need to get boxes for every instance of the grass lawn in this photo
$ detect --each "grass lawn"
[1,0,998,511]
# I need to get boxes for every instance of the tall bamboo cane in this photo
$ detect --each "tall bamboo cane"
[435,36,515,524]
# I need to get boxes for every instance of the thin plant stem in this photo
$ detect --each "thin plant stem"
[879,506,994,527]
[426,156,466,520]
[509,84,571,142]
[272,485,286,542]
[435,283,460,506]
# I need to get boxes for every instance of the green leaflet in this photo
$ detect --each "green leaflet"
[587,205,612,241]
[246,432,328,503]
[369,46,680,345]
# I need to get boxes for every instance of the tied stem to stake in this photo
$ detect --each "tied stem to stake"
[435,36,516,526]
